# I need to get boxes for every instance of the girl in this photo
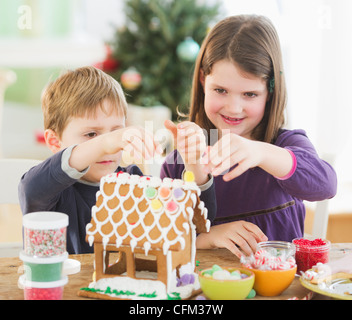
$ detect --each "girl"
[162,15,337,258]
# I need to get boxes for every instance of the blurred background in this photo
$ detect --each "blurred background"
[0,0,351,243]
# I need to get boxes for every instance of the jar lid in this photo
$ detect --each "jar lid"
[23,212,68,230]
[19,251,68,264]
[18,275,68,289]
[63,258,81,275]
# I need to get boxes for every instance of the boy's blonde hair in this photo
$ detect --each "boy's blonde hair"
[42,66,128,138]
[190,15,287,144]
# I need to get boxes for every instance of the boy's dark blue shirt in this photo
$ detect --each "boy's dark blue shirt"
[19,148,216,254]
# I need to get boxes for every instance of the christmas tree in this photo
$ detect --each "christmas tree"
[109,0,221,119]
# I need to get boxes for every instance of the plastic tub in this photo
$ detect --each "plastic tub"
[20,276,68,300]
[20,251,68,282]
[23,212,68,257]
[292,237,330,274]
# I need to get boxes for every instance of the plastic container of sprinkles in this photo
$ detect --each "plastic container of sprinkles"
[19,275,68,300]
[23,212,68,257]
[292,237,330,274]
[20,251,68,282]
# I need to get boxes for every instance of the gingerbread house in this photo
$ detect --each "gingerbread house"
[79,171,210,300]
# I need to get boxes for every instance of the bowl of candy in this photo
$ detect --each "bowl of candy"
[241,241,297,297]
[198,265,254,300]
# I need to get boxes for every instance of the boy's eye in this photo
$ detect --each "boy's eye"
[85,132,97,138]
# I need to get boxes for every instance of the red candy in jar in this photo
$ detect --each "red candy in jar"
[24,286,64,300]
[21,276,68,300]
[292,238,330,274]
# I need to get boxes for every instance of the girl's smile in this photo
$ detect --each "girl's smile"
[201,59,268,139]
[220,114,245,126]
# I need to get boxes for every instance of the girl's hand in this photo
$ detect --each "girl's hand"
[196,221,268,258]
[203,133,262,181]
[203,132,294,181]
[164,119,206,164]
[164,119,209,185]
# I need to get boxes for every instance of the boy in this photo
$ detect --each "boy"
[19,66,216,254]
[19,66,163,254]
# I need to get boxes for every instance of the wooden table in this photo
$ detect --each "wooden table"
[1,244,351,300]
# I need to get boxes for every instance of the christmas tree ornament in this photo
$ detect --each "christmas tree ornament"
[94,45,119,72]
[176,37,200,62]
[149,16,160,31]
[121,67,142,90]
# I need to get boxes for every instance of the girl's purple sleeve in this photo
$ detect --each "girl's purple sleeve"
[276,130,337,201]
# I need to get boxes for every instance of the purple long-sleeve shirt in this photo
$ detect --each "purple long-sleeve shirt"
[161,129,337,242]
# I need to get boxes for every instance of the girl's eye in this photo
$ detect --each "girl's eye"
[215,88,227,94]
[85,132,97,138]
[244,92,257,98]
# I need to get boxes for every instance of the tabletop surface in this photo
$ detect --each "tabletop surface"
[1,244,351,300]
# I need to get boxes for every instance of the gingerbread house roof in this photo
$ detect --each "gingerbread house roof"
[86,172,210,255]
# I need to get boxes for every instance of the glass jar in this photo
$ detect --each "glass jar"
[257,241,296,260]
[256,241,296,258]
[292,237,330,274]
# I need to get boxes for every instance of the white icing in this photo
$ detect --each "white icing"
[93,276,168,300]
[86,172,209,255]
[143,241,151,256]
[88,235,94,247]
[89,272,200,300]
[86,171,211,297]
[182,222,190,235]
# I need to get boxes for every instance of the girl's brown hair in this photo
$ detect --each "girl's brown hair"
[189,15,287,143]
[42,66,127,138]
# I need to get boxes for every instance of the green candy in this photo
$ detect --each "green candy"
[246,289,256,299]
[145,187,157,199]
[212,264,222,272]
[202,269,214,276]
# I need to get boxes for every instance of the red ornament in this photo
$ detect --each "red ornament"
[94,45,119,72]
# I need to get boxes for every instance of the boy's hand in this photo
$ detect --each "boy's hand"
[103,126,162,160]
[164,119,206,164]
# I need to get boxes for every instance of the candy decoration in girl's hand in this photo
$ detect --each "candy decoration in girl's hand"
[184,170,195,183]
